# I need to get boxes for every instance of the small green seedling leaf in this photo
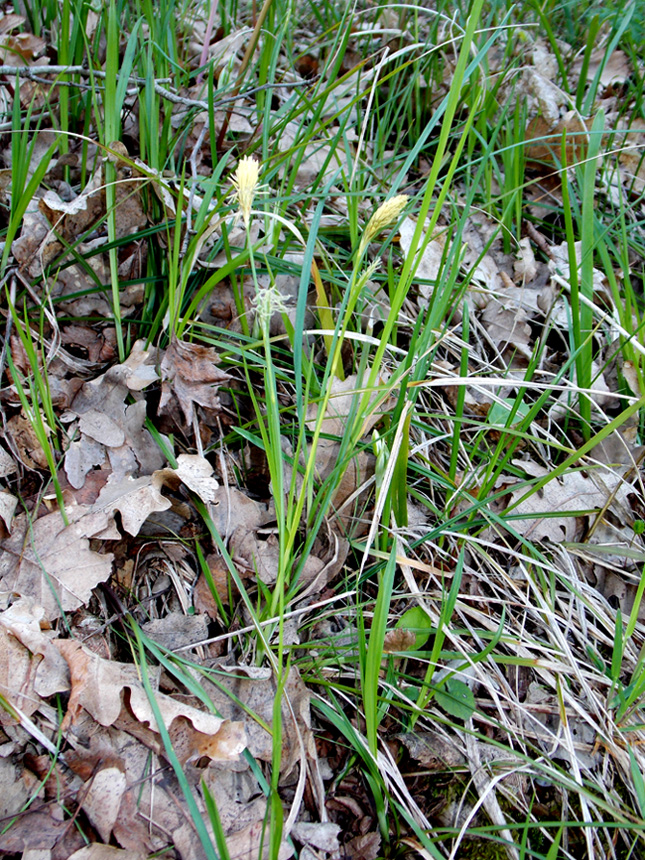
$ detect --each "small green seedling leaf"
[488,398,531,428]
[629,747,645,819]
[395,606,434,651]
[435,678,476,720]
[545,825,564,860]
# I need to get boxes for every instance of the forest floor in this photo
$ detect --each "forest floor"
[1,1,645,859]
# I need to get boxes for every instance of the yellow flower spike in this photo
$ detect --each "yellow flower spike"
[358,194,408,257]
[229,155,261,228]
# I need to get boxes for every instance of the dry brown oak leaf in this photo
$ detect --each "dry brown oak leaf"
[159,338,231,426]
[56,639,246,766]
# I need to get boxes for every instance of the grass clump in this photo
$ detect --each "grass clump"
[0,0,645,859]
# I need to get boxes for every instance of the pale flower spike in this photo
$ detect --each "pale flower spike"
[254,285,288,330]
[229,155,261,228]
[358,194,408,257]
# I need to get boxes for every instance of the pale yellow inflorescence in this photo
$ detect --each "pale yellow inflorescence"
[229,155,261,228]
[253,285,288,330]
[358,194,408,256]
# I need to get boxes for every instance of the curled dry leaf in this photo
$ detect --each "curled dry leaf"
[302,371,390,503]
[504,459,632,543]
[159,338,232,426]
[382,627,416,653]
[80,766,128,844]
[195,553,232,614]
[481,298,533,358]
[91,473,172,536]
[0,619,43,724]
[109,339,160,391]
[108,144,149,239]
[228,822,294,860]
[0,758,31,827]
[291,822,341,852]
[0,597,70,697]
[65,435,107,490]
[0,805,73,855]
[0,511,114,621]
[199,275,256,332]
[0,489,17,535]
[276,121,344,187]
[156,453,219,504]
[0,443,17,477]
[40,149,147,243]
[397,730,466,769]
[63,730,172,854]
[87,453,218,536]
[525,67,562,127]
[65,340,164,488]
[574,48,631,91]
[61,324,117,367]
[522,681,600,771]
[68,846,147,860]
[460,216,505,294]
[56,639,246,765]
[0,455,217,620]
[52,247,133,319]
[4,130,55,184]
[233,529,281,584]
[11,210,59,279]
[305,369,392,438]
[202,664,313,777]
[210,485,273,537]
[398,216,447,302]
[4,412,50,470]
[0,13,24,35]
[0,29,46,62]
[207,485,283,584]
[514,237,538,284]
[304,524,350,595]
[530,40,558,80]
[39,168,104,243]
[141,612,209,651]
[344,831,382,860]
[79,408,125,447]
[526,111,591,168]
[589,421,642,471]
[201,765,274,848]
[173,817,293,860]
[548,239,607,293]
[328,446,375,525]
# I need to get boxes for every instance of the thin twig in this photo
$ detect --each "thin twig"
[0,64,309,118]
[0,63,172,83]
[153,78,309,112]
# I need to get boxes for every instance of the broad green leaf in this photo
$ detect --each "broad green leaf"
[435,679,476,720]
[488,398,531,428]
[395,606,434,651]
